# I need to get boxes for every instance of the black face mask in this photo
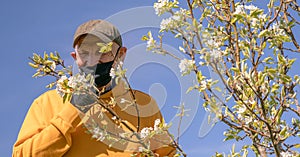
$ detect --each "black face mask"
[79,47,120,87]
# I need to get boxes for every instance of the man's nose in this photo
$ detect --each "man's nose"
[85,54,100,66]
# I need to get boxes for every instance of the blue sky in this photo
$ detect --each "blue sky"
[1,1,299,157]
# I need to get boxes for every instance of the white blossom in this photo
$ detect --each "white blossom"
[244,98,256,106]
[154,119,161,131]
[111,116,117,120]
[109,61,124,79]
[56,73,96,97]
[251,18,258,27]
[199,55,204,59]
[179,59,195,75]
[120,98,126,104]
[67,76,77,88]
[160,9,185,32]
[119,133,125,138]
[258,13,267,22]
[234,4,259,15]
[259,13,267,19]
[160,18,173,31]
[199,61,205,66]
[56,75,70,96]
[91,127,105,141]
[280,151,293,157]
[58,75,68,83]
[244,4,258,11]
[146,34,157,51]
[200,80,207,88]
[269,23,286,36]
[210,49,222,60]
[138,147,144,152]
[233,5,245,15]
[154,0,178,15]
[140,127,153,138]
[245,116,252,125]
[110,68,115,78]
[260,84,268,95]
[249,99,256,105]
[237,105,247,114]
[118,61,124,67]
[206,39,215,48]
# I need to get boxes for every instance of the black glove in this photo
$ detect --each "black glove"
[70,92,98,113]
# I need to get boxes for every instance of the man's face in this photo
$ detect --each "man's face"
[73,35,120,67]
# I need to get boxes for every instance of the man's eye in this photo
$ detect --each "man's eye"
[79,52,88,57]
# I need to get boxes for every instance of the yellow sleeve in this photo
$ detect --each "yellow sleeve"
[12,91,81,157]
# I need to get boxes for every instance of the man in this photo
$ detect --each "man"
[13,20,175,156]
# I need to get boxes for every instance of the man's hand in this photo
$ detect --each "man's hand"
[70,92,98,113]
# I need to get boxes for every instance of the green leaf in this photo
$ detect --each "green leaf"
[44,60,54,66]
[262,57,274,63]
[287,20,295,28]
[279,126,287,136]
[230,16,238,24]
[251,10,263,17]
[215,153,224,157]
[295,144,300,148]
[231,67,240,73]
[276,107,283,123]
[277,54,286,64]
[58,71,65,76]
[56,51,61,59]
[33,53,39,61]
[63,94,68,103]
[186,85,196,93]
[271,84,280,93]
[50,52,59,61]
[174,33,182,38]
[214,86,222,92]
[96,42,112,53]
[261,41,266,50]
[32,71,41,78]
[266,68,277,74]
[287,58,296,67]
[197,71,205,82]
[28,62,39,68]
[46,82,56,89]
[147,31,152,38]
[258,30,268,38]
[224,134,234,141]
[225,95,232,102]
[63,93,72,103]
[225,107,234,121]
[268,0,274,8]
[141,35,149,41]
[280,74,292,83]
[281,86,286,98]
[43,51,49,60]
[192,18,198,28]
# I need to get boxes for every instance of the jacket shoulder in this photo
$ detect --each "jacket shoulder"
[32,90,65,109]
[132,90,153,106]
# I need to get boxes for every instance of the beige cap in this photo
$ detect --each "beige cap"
[73,20,122,48]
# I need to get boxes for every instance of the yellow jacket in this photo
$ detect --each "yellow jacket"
[13,82,175,157]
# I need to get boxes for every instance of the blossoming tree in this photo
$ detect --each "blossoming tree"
[143,0,300,156]
[28,48,185,156]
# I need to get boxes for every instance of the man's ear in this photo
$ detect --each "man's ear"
[70,51,77,60]
[119,47,127,61]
